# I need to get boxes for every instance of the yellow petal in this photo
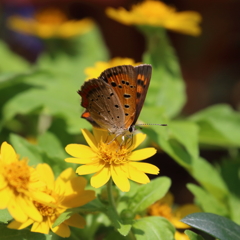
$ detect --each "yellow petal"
[129,162,159,175]
[175,231,190,240]
[59,167,76,182]
[8,219,34,230]
[32,220,49,234]
[111,165,130,192]
[8,195,28,223]
[81,129,98,152]
[129,133,146,150]
[159,192,174,206]
[93,127,109,143]
[55,178,67,197]
[1,142,18,163]
[19,195,42,222]
[65,157,95,164]
[125,164,150,184]
[172,204,201,229]
[64,213,86,228]
[65,144,96,158]
[61,190,95,208]
[0,174,7,190]
[51,222,71,238]
[63,176,87,196]
[0,186,12,208]
[36,163,54,189]
[128,148,157,161]
[31,191,55,204]
[91,166,111,188]
[76,162,104,175]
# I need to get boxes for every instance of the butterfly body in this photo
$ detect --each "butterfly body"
[78,64,152,136]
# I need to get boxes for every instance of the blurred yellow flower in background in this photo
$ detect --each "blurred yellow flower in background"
[7,8,94,39]
[106,0,201,36]
[8,164,96,238]
[0,142,53,223]
[65,128,159,192]
[147,192,201,240]
[84,57,141,79]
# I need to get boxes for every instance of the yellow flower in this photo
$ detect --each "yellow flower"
[106,0,201,36]
[7,8,94,38]
[84,57,141,79]
[8,164,96,238]
[147,192,201,240]
[0,142,54,223]
[65,128,159,192]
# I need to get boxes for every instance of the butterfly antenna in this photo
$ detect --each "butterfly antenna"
[136,123,167,127]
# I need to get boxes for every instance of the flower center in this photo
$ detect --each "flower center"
[34,189,60,217]
[148,201,172,220]
[3,159,30,191]
[97,140,130,166]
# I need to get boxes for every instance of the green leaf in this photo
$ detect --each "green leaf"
[228,195,240,225]
[0,223,52,240]
[10,134,43,165]
[2,71,89,134]
[0,209,12,223]
[127,177,171,214]
[38,131,68,159]
[9,133,72,176]
[133,216,175,240]
[53,199,106,227]
[189,104,240,147]
[190,157,229,201]
[140,26,186,118]
[185,230,205,240]
[104,207,132,236]
[104,230,127,240]
[142,121,197,169]
[220,158,240,197]
[2,26,109,134]
[187,184,229,216]
[168,121,199,161]
[0,41,30,73]
[181,212,240,240]
[0,71,36,90]
[37,26,109,79]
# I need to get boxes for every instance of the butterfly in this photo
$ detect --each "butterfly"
[78,64,152,137]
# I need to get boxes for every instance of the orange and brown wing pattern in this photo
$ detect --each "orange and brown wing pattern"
[99,65,138,129]
[133,64,152,125]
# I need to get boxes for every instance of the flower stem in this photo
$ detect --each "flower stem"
[106,179,136,240]
[107,178,117,210]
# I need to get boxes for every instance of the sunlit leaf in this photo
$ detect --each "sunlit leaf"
[133,216,175,240]
[127,177,171,214]
[140,26,186,118]
[189,104,240,147]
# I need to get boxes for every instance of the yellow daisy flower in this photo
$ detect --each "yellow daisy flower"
[65,128,159,192]
[0,142,54,223]
[7,8,94,39]
[147,192,201,240]
[106,0,201,36]
[8,164,96,238]
[84,57,141,80]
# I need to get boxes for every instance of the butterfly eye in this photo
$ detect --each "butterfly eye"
[128,125,135,133]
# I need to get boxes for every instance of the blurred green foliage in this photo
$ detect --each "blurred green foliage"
[0,21,239,240]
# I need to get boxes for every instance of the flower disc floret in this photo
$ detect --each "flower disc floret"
[98,140,130,165]
[65,128,159,192]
